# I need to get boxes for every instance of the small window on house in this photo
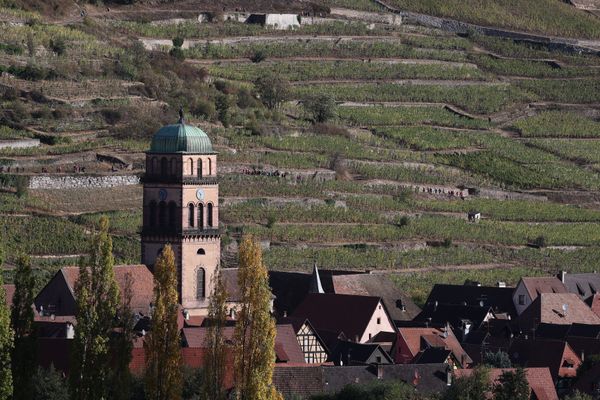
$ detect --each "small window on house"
[378,305,382,310]
[377,317,381,325]
[376,356,381,363]
[368,333,372,340]
[197,249,205,255]
[518,294,525,305]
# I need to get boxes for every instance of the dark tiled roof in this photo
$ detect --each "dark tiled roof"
[508,339,581,381]
[290,293,385,342]
[413,347,451,364]
[415,303,492,329]
[331,274,421,321]
[561,272,600,300]
[424,283,517,317]
[330,340,392,365]
[273,365,324,399]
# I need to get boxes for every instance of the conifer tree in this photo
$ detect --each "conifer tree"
[70,216,120,400]
[0,247,13,399]
[233,235,282,400]
[11,254,36,400]
[201,268,227,400]
[145,245,182,400]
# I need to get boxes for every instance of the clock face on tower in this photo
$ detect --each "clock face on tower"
[196,188,205,201]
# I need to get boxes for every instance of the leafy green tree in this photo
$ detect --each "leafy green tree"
[70,216,121,400]
[183,367,203,400]
[563,391,594,400]
[109,272,136,400]
[0,246,13,399]
[201,268,227,400]
[216,94,230,128]
[303,93,336,123]
[32,365,70,400]
[234,235,282,400]
[443,366,491,400]
[483,350,512,368]
[145,245,183,400]
[493,368,529,400]
[254,73,289,110]
[11,254,36,400]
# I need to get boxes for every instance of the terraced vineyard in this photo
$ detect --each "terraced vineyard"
[2,0,600,303]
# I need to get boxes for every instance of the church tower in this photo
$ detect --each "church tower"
[141,111,219,315]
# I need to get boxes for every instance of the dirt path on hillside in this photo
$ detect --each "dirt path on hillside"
[188,57,478,67]
[291,79,499,86]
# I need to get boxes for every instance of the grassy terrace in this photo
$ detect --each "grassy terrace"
[208,61,487,82]
[293,82,531,114]
[385,0,600,39]
[3,5,600,304]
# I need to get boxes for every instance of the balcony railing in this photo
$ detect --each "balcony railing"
[141,174,218,185]
[140,226,220,236]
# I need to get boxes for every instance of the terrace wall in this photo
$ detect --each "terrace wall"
[29,174,140,189]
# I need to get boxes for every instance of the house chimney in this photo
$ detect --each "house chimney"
[354,334,360,343]
[434,301,438,312]
[560,271,566,283]
[283,310,287,318]
[377,365,383,380]
[581,351,585,363]
[183,309,190,321]
[446,367,452,386]
[497,281,506,288]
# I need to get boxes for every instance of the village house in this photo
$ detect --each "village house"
[278,317,330,364]
[513,277,568,315]
[518,292,600,332]
[393,325,472,368]
[559,271,600,301]
[330,340,393,366]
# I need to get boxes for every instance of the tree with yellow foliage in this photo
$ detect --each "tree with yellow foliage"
[233,235,282,400]
[145,245,183,400]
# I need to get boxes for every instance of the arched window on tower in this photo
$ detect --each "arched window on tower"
[160,157,168,177]
[168,201,177,227]
[207,203,214,227]
[188,203,195,228]
[197,248,205,255]
[149,201,157,227]
[208,158,212,176]
[196,267,205,299]
[189,158,194,176]
[151,157,158,175]
[198,203,204,228]
[158,201,167,227]
[170,158,176,176]
[197,158,203,178]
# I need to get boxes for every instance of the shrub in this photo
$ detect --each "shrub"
[169,46,185,60]
[2,87,18,101]
[15,176,28,198]
[49,38,66,56]
[172,36,184,48]
[101,109,122,125]
[237,87,258,109]
[531,236,546,248]
[442,238,453,248]
[250,50,266,63]
[191,98,216,120]
[303,93,336,123]
[254,73,290,109]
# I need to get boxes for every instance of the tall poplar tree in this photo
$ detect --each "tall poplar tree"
[201,268,227,400]
[11,254,36,400]
[70,216,120,400]
[145,245,182,400]
[110,272,135,400]
[233,235,282,400]
[0,246,13,399]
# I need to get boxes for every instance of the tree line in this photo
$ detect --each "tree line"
[0,217,282,400]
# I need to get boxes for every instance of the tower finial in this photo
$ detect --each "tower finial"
[178,107,185,124]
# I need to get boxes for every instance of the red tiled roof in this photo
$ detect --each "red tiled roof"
[61,265,154,315]
[396,327,471,366]
[454,368,558,400]
[534,293,600,326]
[521,277,567,301]
[183,324,305,364]
[2,284,15,308]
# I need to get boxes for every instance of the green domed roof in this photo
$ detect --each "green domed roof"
[149,121,214,154]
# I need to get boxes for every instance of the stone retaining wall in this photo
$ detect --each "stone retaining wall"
[29,174,140,189]
[0,139,40,150]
